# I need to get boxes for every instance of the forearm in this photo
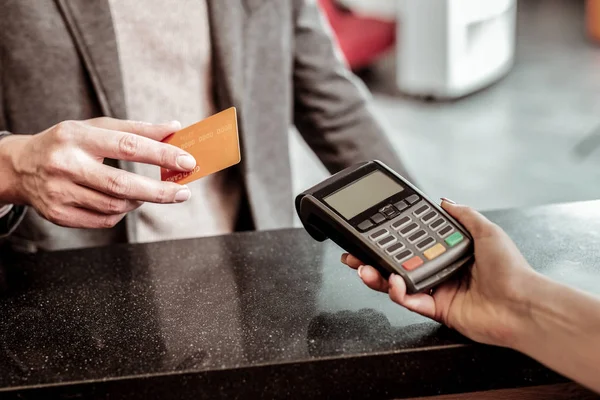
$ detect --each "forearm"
[513,272,600,392]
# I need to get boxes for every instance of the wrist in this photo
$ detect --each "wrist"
[488,268,546,350]
[0,134,29,204]
[507,271,570,353]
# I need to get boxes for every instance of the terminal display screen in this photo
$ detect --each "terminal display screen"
[324,171,404,220]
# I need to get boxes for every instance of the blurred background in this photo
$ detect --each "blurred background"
[291,0,600,225]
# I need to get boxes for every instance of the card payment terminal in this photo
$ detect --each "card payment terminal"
[296,161,473,294]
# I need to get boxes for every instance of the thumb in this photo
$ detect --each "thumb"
[440,199,496,239]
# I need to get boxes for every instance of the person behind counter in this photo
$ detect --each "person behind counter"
[342,199,600,393]
[0,0,408,253]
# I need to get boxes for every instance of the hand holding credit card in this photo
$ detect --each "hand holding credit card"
[161,107,241,185]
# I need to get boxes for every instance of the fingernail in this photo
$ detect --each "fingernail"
[341,253,348,263]
[163,120,182,130]
[357,265,365,279]
[390,274,401,285]
[440,197,456,205]
[177,154,196,170]
[175,186,191,202]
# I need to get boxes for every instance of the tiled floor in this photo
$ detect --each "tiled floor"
[290,0,600,224]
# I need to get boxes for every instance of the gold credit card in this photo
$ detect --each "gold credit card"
[161,107,241,185]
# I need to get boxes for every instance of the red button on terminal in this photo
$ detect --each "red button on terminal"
[402,256,424,271]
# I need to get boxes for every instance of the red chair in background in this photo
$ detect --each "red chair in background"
[318,0,396,70]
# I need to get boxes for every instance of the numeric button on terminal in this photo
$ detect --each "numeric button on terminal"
[438,225,454,238]
[416,237,436,251]
[394,250,413,263]
[430,218,445,231]
[378,235,397,248]
[392,216,411,230]
[399,222,419,237]
[408,230,427,243]
[422,211,437,223]
[386,242,406,255]
[370,229,388,241]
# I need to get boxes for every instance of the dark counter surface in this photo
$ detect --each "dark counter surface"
[1,201,599,399]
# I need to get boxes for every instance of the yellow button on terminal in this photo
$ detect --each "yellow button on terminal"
[423,243,446,261]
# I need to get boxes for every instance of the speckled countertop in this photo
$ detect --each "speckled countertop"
[1,201,599,399]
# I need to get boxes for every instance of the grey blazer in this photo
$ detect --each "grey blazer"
[0,0,408,252]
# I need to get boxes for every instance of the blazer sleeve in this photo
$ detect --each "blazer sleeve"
[0,43,27,241]
[291,0,413,179]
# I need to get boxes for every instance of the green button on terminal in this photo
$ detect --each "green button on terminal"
[445,232,464,247]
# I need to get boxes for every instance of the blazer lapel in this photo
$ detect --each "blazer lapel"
[206,0,248,113]
[54,0,127,120]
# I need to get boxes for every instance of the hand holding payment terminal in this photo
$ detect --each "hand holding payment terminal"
[296,161,473,294]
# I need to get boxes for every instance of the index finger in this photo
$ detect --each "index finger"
[79,126,196,171]
[441,201,499,240]
[85,117,182,141]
